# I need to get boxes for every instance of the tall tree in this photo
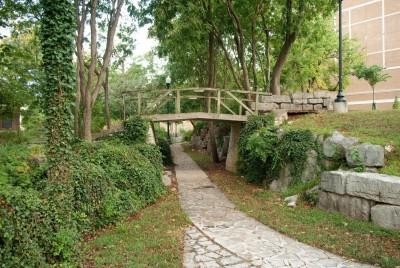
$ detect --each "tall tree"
[75,0,124,141]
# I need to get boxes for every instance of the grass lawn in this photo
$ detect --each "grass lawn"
[184,146,400,268]
[83,190,190,267]
[285,110,400,176]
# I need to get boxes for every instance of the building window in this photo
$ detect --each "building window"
[1,119,13,129]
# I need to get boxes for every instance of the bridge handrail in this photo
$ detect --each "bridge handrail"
[121,87,270,117]
[121,87,272,96]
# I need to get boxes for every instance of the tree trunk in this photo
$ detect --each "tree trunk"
[270,32,296,95]
[77,0,123,141]
[264,30,270,92]
[104,67,111,130]
[74,66,81,136]
[226,0,251,93]
[83,95,92,141]
[206,0,219,163]
[251,18,258,91]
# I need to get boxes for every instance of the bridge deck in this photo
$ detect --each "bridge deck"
[145,112,248,122]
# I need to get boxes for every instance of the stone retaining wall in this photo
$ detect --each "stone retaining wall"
[251,91,336,113]
[319,171,400,230]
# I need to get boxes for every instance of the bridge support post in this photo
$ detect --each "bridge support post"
[146,123,156,145]
[226,122,241,173]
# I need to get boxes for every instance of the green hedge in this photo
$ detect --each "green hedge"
[0,140,165,266]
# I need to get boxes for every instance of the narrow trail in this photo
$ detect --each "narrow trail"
[172,144,374,268]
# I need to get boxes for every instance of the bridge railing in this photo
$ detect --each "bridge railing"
[122,88,272,117]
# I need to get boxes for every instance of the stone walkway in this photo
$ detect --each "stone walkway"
[172,144,374,268]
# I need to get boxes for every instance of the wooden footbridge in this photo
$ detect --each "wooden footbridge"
[122,87,272,122]
[121,87,333,172]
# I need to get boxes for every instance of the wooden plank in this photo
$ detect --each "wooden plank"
[225,91,254,115]
[145,112,247,122]
[144,90,171,113]
[176,89,181,113]
[220,100,236,115]
[217,89,221,114]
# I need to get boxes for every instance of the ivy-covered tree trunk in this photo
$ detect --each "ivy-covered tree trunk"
[39,0,79,263]
[40,0,75,182]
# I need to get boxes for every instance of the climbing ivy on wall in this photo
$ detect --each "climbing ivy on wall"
[39,0,75,181]
[276,129,320,185]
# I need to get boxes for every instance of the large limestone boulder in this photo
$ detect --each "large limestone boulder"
[323,131,358,159]
[270,165,292,191]
[371,205,400,230]
[301,150,320,182]
[318,191,374,220]
[345,143,385,167]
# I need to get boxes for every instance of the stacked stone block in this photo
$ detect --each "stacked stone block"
[251,91,335,113]
[319,171,400,230]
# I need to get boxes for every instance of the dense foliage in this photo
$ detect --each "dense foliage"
[123,116,150,144]
[0,31,42,112]
[0,138,165,266]
[239,115,320,185]
[154,125,174,166]
[238,114,275,183]
[138,0,361,94]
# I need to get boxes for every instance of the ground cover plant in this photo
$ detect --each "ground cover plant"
[285,110,400,176]
[84,189,190,267]
[184,146,400,268]
[0,117,167,266]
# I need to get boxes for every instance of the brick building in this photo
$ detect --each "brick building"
[340,0,400,110]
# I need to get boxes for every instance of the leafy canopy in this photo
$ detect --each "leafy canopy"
[353,64,391,88]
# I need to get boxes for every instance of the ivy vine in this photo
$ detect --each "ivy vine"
[239,115,320,185]
[39,0,75,182]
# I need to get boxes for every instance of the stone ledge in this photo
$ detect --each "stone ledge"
[318,191,374,220]
[320,171,400,206]
[346,172,400,206]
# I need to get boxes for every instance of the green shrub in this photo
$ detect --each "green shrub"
[157,138,173,166]
[238,115,275,183]
[154,124,168,140]
[0,144,46,188]
[193,121,206,135]
[133,143,164,173]
[238,115,320,185]
[152,126,173,166]
[76,141,165,202]
[393,96,400,110]
[0,140,165,266]
[0,131,29,144]
[181,129,193,142]
[123,116,149,144]
[0,185,79,267]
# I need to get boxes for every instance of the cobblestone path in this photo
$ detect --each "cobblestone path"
[172,144,374,268]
